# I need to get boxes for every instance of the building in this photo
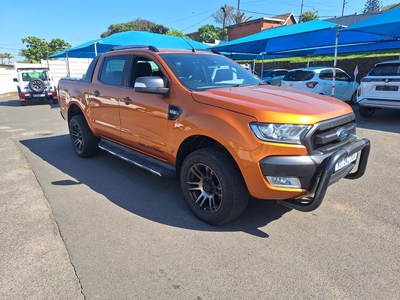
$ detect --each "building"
[226,13,297,41]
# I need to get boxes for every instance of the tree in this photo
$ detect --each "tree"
[300,10,319,22]
[363,0,382,13]
[20,36,71,63]
[101,18,169,38]
[198,25,223,43]
[231,10,252,24]
[166,29,188,38]
[0,52,10,64]
[212,5,252,27]
[5,53,14,64]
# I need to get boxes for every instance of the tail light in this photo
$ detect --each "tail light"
[21,93,31,97]
[306,81,319,89]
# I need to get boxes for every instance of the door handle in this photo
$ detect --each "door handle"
[122,97,132,104]
[93,90,100,96]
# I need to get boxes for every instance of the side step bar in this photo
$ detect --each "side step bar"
[98,140,176,178]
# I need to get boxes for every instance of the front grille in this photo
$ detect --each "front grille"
[303,114,357,154]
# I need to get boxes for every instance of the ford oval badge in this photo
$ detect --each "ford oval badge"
[336,127,349,140]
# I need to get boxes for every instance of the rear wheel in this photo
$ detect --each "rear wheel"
[52,99,58,104]
[180,148,249,225]
[69,115,99,157]
[359,106,375,118]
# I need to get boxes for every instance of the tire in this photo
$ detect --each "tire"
[29,78,45,93]
[20,101,26,106]
[180,148,249,225]
[359,106,375,118]
[349,91,357,104]
[69,115,99,158]
[52,99,58,104]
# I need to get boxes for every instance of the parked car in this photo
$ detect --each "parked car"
[356,60,400,117]
[13,68,58,106]
[261,69,288,85]
[280,66,359,102]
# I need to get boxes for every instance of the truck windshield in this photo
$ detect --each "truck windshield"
[159,53,262,91]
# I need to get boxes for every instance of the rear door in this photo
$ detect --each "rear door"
[88,54,130,140]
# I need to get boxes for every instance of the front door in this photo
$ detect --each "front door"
[118,56,170,161]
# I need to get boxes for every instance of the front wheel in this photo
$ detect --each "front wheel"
[180,148,249,225]
[359,106,375,118]
[69,115,99,158]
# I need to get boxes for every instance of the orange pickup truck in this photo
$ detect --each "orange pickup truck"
[58,45,370,225]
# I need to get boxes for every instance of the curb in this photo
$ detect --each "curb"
[0,92,18,98]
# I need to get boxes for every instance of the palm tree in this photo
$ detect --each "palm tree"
[0,52,14,65]
[0,53,6,64]
[231,10,252,24]
[5,53,14,64]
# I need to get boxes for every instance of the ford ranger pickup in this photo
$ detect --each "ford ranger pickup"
[58,45,370,225]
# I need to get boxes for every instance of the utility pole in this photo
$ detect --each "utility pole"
[237,0,240,10]
[221,5,227,41]
[299,0,304,22]
[342,0,347,16]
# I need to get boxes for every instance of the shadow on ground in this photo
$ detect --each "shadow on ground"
[20,134,291,238]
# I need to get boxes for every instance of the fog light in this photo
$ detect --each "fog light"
[266,176,301,188]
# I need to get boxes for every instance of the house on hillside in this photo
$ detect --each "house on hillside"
[186,12,297,44]
[227,13,297,41]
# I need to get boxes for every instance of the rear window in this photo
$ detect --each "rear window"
[283,70,315,81]
[368,63,400,76]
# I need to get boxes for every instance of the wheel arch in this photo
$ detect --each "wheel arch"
[175,135,246,185]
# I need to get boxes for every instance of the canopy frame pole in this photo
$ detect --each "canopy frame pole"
[66,51,70,77]
[331,27,340,98]
[261,53,265,78]
[94,42,98,56]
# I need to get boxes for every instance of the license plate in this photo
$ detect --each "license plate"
[334,153,357,173]
[33,94,46,97]
[375,86,398,91]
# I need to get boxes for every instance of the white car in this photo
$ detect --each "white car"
[280,66,359,102]
[356,60,400,117]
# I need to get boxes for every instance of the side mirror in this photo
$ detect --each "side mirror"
[13,78,18,82]
[134,76,169,95]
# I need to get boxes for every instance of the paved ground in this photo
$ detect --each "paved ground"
[0,93,83,299]
[0,92,398,299]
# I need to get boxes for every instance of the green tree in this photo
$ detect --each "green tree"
[166,29,188,38]
[198,25,223,43]
[300,10,319,22]
[0,53,8,64]
[363,0,382,13]
[101,18,169,38]
[20,36,70,63]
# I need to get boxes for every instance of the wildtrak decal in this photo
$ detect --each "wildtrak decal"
[138,141,165,155]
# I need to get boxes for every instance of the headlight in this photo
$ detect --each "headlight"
[250,123,311,144]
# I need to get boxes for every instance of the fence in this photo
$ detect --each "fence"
[0,58,92,95]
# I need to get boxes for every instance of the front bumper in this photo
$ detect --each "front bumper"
[260,138,371,212]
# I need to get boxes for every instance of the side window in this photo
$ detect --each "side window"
[130,56,166,87]
[99,55,128,86]
[336,70,350,81]
[319,71,333,80]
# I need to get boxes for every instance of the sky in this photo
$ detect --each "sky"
[0,0,392,62]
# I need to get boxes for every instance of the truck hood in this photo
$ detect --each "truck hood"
[191,85,353,124]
